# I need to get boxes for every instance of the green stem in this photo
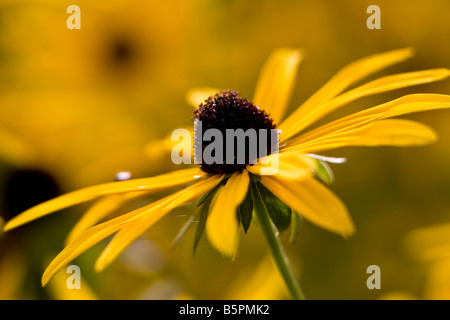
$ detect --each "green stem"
[250,180,305,300]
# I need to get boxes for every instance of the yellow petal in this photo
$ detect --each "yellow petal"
[284,112,385,150]
[283,94,450,153]
[282,68,450,140]
[260,176,355,237]
[42,209,139,286]
[65,192,145,245]
[4,168,204,231]
[247,152,315,180]
[94,174,223,272]
[206,170,250,260]
[381,94,450,119]
[288,119,438,154]
[186,87,221,108]
[279,48,415,140]
[347,119,437,146]
[41,175,222,286]
[253,48,304,124]
[334,94,450,123]
[281,68,450,142]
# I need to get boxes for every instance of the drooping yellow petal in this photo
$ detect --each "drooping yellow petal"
[206,170,250,260]
[94,174,223,272]
[186,87,222,108]
[280,67,450,141]
[65,192,146,245]
[42,209,138,287]
[247,152,315,180]
[252,48,304,124]
[41,175,222,286]
[279,48,415,140]
[4,167,204,231]
[286,119,438,154]
[260,176,355,237]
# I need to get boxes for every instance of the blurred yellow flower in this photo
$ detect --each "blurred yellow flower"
[0,0,206,186]
[3,47,450,300]
[402,223,450,300]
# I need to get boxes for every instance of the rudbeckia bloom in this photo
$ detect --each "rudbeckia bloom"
[4,47,450,299]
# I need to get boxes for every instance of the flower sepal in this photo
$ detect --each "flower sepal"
[249,173,292,232]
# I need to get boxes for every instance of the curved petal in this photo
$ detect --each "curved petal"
[247,152,315,180]
[41,175,222,286]
[283,94,450,153]
[94,174,223,272]
[206,170,250,260]
[260,176,355,237]
[381,94,450,119]
[65,192,146,245]
[253,48,304,124]
[279,48,415,140]
[284,113,385,151]
[3,167,204,231]
[280,67,450,141]
[286,119,438,154]
[41,206,147,286]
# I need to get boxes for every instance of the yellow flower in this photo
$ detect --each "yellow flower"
[3,47,450,290]
[402,223,450,299]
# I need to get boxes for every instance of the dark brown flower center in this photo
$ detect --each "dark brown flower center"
[193,90,276,174]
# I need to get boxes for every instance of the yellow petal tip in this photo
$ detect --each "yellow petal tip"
[398,47,415,58]
[3,220,16,232]
[93,255,109,273]
[41,275,50,287]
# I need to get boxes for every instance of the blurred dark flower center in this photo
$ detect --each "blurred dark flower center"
[193,90,276,174]
[112,40,133,63]
[1,169,60,220]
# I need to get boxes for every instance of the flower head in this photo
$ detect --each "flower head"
[3,47,450,291]
[193,89,276,174]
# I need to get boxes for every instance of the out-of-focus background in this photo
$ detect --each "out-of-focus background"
[1,0,450,300]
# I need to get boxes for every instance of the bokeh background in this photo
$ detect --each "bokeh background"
[1,0,450,300]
